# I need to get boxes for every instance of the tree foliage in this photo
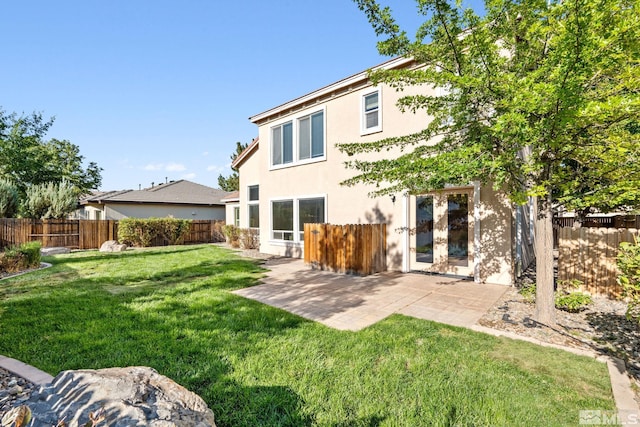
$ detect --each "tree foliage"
[0,110,102,196]
[217,141,249,192]
[0,178,19,218]
[21,181,77,219]
[343,0,640,324]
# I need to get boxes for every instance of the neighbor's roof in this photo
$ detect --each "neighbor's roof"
[220,191,239,203]
[82,180,230,206]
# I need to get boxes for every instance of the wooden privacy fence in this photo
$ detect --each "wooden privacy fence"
[304,223,387,276]
[0,218,225,250]
[558,227,640,298]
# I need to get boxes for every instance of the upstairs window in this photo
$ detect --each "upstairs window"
[272,122,293,166]
[298,111,324,160]
[362,90,382,134]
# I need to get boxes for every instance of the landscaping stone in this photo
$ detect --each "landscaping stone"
[25,366,216,427]
[99,240,127,252]
[0,368,36,417]
[40,247,70,256]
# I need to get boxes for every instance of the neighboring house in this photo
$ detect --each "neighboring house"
[228,57,534,286]
[77,180,229,220]
[221,191,240,227]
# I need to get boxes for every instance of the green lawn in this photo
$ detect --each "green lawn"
[0,245,615,426]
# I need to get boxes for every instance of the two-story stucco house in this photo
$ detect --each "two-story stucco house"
[228,57,534,286]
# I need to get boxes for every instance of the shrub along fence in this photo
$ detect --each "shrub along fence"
[304,223,387,276]
[0,218,225,250]
[558,227,640,298]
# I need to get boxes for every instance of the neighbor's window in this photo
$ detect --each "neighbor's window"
[362,90,381,134]
[272,122,293,166]
[298,197,325,240]
[233,206,240,227]
[298,111,324,160]
[248,185,259,228]
[272,200,294,241]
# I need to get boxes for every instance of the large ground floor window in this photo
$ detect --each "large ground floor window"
[271,196,325,242]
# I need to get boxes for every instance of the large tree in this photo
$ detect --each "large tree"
[340,0,640,324]
[0,110,102,195]
[217,141,249,192]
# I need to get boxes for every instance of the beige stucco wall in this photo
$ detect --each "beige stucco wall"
[104,204,225,220]
[225,203,239,226]
[237,74,516,284]
[236,82,430,269]
[478,185,514,285]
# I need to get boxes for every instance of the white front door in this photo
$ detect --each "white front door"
[410,189,474,277]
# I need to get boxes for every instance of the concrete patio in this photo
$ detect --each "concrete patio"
[233,258,509,331]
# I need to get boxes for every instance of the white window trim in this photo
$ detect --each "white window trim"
[361,88,382,135]
[231,204,241,227]
[269,107,327,170]
[269,194,327,244]
[246,184,260,229]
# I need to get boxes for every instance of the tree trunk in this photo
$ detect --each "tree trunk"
[534,195,556,325]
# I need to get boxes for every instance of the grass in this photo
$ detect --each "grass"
[0,244,616,426]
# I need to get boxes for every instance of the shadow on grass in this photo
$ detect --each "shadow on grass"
[41,245,206,265]
[0,246,314,425]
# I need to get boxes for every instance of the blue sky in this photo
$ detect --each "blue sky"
[1,1,482,191]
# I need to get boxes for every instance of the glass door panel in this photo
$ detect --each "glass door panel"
[447,194,469,267]
[415,196,434,263]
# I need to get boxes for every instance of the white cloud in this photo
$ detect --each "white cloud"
[206,165,224,173]
[166,162,186,172]
[143,162,186,172]
[182,173,196,180]
[144,163,163,171]
[202,151,209,156]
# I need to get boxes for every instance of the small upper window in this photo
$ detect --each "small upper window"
[362,90,381,134]
[248,185,259,202]
[272,122,293,166]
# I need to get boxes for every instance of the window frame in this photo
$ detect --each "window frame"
[361,89,382,135]
[247,184,260,229]
[269,194,327,244]
[233,206,240,227]
[269,107,326,170]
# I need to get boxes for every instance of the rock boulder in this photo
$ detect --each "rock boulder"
[99,240,127,252]
[26,366,216,427]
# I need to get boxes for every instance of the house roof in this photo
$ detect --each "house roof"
[220,191,239,203]
[249,56,415,124]
[231,137,259,169]
[82,180,230,206]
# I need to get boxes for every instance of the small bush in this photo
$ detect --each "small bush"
[223,225,241,248]
[518,283,536,303]
[0,241,41,273]
[239,228,259,250]
[118,218,191,247]
[617,239,640,321]
[518,279,592,312]
[211,221,226,243]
